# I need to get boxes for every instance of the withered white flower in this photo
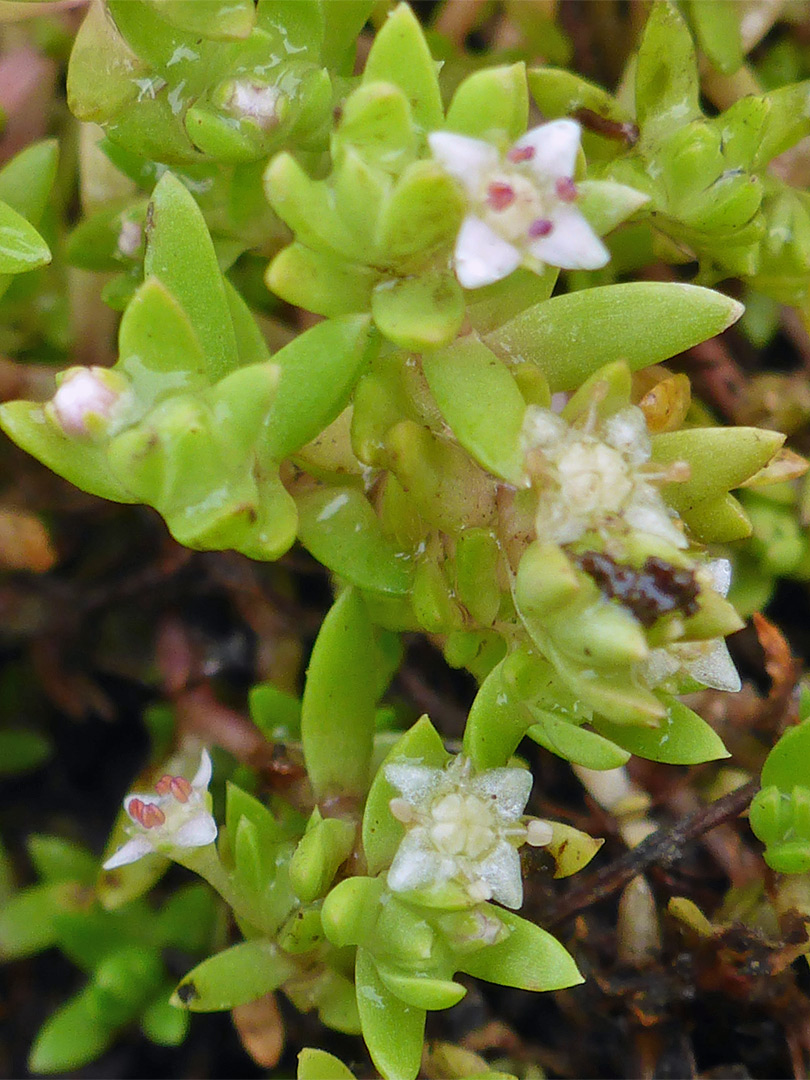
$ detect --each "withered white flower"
[103,749,217,870]
[385,754,552,910]
[428,119,609,289]
[640,559,742,693]
[522,403,689,550]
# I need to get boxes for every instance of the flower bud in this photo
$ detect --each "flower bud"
[47,366,130,439]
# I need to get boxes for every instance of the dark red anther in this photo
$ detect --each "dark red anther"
[528,218,553,238]
[170,776,192,802]
[155,775,173,796]
[486,182,516,211]
[508,145,535,163]
[141,803,166,828]
[128,798,146,824]
[555,176,577,202]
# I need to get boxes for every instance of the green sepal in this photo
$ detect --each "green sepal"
[144,172,239,381]
[422,335,528,485]
[485,283,743,392]
[277,905,325,955]
[171,940,296,1012]
[635,1,701,149]
[374,960,466,1010]
[301,588,377,800]
[355,946,427,1080]
[290,813,356,903]
[362,2,442,131]
[363,715,448,876]
[458,906,583,991]
[515,541,581,620]
[445,63,528,142]
[528,710,631,770]
[594,693,729,764]
[295,485,414,595]
[262,315,372,460]
[298,1048,356,1080]
[321,875,385,951]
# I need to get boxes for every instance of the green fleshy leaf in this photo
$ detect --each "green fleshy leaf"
[265,153,364,259]
[576,180,649,236]
[290,815,356,903]
[594,693,729,764]
[144,172,239,382]
[485,283,743,392]
[362,2,442,131]
[753,81,810,168]
[635,1,701,148]
[298,1048,356,1080]
[654,427,785,513]
[679,491,753,543]
[155,884,218,953]
[141,987,189,1047]
[321,876,385,951]
[422,335,527,485]
[301,588,377,799]
[0,198,50,273]
[371,271,464,352]
[455,529,502,627]
[376,161,465,266]
[333,82,416,175]
[0,881,78,959]
[445,63,528,142]
[172,940,295,1012]
[688,0,742,74]
[27,835,97,885]
[363,715,448,876]
[761,716,810,792]
[28,989,114,1074]
[463,659,533,770]
[296,486,414,596]
[375,961,466,1010]
[0,140,58,226]
[356,947,426,1080]
[458,907,583,991]
[466,267,558,336]
[528,711,630,770]
[527,67,633,131]
[249,682,301,739]
[262,315,372,460]
[0,728,52,774]
[67,1,145,123]
[266,242,378,317]
[152,0,255,39]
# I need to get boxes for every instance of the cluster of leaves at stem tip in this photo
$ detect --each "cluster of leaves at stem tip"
[2,0,810,1077]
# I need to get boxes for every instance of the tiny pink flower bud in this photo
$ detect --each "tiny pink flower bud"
[48,366,130,439]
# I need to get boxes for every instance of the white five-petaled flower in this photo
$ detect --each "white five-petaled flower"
[522,402,689,550]
[385,755,552,910]
[428,119,609,289]
[103,749,217,870]
[640,559,742,693]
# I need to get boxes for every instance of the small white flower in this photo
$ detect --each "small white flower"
[429,120,609,289]
[103,749,217,870]
[522,403,689,550]
[224,79,283,130]
[384,755,552,910]
[640,559,742,693]
[47,366,130,439]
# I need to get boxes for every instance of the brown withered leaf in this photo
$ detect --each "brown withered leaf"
[752,612,800,733]
[739,447,809,489]
[638,374,692,434]
[0,508,57,573]
[231,992,284,1069]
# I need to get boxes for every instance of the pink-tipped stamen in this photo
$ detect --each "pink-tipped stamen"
[555,176,578,202]
[528,218,554,238]
[508,145,535,163]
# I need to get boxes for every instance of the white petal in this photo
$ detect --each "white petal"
[686,640,742,693]
[103,836,154,870]
[191,748,213,791]
[514,119,582,181]
[705,558,732,598]
[641,647,681,688]
[428,131,498,197]
[527,205,610,270]
[454,214,522,289]
[624,501,688,548]
[173,812,218,848]
[470,767,532,822]
[387,828,445,892]
[385,762,444,805]
[476,841,524,910]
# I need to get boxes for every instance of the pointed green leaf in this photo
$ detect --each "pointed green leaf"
[172,940,295,1012]
[576,180,649,236]
[262,315,371,460]
[301,588,377,799]
[0,140,58,226]
[28,989,114,1074]
[753,81,810,168]
[446,63,528,142]
[67,1,146,122]
[296,486,414,596]
[356,947,426,1080]
[594,693,729,764]
[363,715,448,875]
[144,172,238,382]
[290,816,356,903]
[0,881,78,959]
[528,712,631,770]
[322,0,375,73]
[321,876,385,950]
[27,835,97,886]
[422,336,528,485]
[485,283,743,392]
[688,0,742,74]
[266,242,378,317]
[761,717,810,792]
[459,907,583,991]
[635,2,701,147]
[376,161,465,265]
[0,199,50,273]
[375,961,466,1010]
[463,660,533,770]
[152,0,255,39]
[362,2,442,131]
